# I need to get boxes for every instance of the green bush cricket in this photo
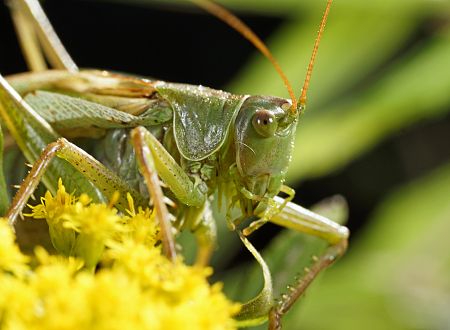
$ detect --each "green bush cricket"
[0,0,349,328]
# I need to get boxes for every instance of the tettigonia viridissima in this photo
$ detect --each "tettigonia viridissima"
[0,0,349,328]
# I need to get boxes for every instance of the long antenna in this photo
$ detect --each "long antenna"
[191,0,298,112]
[298,0,332,113]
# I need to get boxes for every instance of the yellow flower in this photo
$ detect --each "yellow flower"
[4,180,240,329]
[0,218,29,276]
[120,193,159,247]
[106,237,240,329]
[0,273,36,329]
[63,202,124,270]
[28,179,124,270]
[29,178,85,221]
[0,242,239,330]
[27,179,85,256]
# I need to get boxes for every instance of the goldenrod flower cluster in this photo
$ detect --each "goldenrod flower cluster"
[0,180,240,329]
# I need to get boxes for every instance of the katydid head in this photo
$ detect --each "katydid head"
[234,96,296,200]
[196,0,333,211]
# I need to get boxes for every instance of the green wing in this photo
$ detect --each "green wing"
[155,82,248,161]
[24,91,172,132]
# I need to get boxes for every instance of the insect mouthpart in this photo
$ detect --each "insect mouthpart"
[246,173,271,198]
[235,172,285,219]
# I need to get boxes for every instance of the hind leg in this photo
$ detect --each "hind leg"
[7,0,77,71]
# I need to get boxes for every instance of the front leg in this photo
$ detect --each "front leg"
[242,184,296,236]
[130,127,206,208]
[130,127,214,265]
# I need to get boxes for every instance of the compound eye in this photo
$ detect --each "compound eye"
[252,109,278,137]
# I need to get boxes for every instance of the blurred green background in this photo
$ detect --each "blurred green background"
[1,0,450,329]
